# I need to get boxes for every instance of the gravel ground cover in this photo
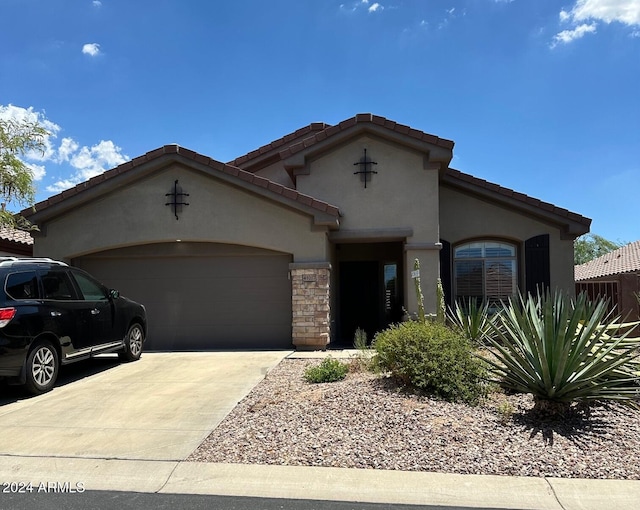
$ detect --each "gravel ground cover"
[188,358,640,479]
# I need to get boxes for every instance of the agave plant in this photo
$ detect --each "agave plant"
[448,298,494,345]
[480,290,640,413]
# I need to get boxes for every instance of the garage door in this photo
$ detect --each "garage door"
[74,242,293,350]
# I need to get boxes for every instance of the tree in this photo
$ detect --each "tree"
[574,234,624,265]
[0,117,49,228]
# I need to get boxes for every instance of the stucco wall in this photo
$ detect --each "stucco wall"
[254,163,295,188]
[296,135,439,243]
[439,185,576,294]
[295,135,441,316]
[32,164,329,263]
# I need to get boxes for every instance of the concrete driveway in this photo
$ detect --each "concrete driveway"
[0,351,290,461]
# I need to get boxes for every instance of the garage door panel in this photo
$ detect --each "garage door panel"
[74,243,293,350]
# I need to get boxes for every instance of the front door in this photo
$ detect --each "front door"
[338,261,381,343]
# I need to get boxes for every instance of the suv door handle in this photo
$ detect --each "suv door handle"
[91,308,100,315]
[50,311,62,317]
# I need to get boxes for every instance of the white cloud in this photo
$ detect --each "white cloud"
[47,179,77,192]
[0,104,61,172]
[82,43,101,56]
[25,163,47,181]
[92,0,102,7]
[569,0,640,25]
[47,140,128,192]
[553,0,640,45]
[1,104,129,194]
[339,0,384,14]
[552,22,598,47]
[56,137,79,163]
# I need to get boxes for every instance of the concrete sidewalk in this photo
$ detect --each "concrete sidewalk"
[0,350,638,509]
[0,456,638,509]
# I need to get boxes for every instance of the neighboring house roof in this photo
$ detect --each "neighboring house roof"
[575,241,640,281]
[22,145,341,227]
[0,227,34,246]
[0,226,33,256]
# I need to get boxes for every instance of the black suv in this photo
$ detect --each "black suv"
[0,258,147,395]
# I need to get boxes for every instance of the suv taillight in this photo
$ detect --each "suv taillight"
[0,307,16,328]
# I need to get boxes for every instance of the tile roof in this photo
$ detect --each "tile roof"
[228,122,329,167]
[443,168,591,233]
[277,113,454,160]
[21,113,589,237]
[228,114,454,170]
[0,227,33,245]
[575,240,640,281]
[23,145,340,220]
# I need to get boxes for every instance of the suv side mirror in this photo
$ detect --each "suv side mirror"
[109,289,120,300]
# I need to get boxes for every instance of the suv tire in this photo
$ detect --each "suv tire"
[25,341,59,395]
[118,323,144,362]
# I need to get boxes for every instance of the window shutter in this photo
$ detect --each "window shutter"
[525,234,550,296]
[439,239,452,307]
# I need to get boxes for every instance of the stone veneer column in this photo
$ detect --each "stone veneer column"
[290,262,331,350]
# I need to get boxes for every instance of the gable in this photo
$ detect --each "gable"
[295,133,440,241]
[24,148,338,261]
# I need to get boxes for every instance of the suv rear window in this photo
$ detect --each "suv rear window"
[6,271,39,300]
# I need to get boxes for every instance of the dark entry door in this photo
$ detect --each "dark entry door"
[339,261,381,342]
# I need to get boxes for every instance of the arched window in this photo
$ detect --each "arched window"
[454,241,517,307]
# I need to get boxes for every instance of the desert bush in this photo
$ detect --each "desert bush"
[350,327,374,373]
[304,357,349,383]
[372,320,488,405]
[353,327,368,350]
[481,290,640,414]
[448,298,494,346]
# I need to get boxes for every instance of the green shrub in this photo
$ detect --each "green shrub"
[304,357,349,383]
[350,327,374,373]
[447,298,494,346]
[481,290,640,414]
[372,320,488,405]
[353,327,368,350]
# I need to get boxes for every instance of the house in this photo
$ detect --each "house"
[0,226,33,257]
[575,241,640,321]
[22,114,591,350]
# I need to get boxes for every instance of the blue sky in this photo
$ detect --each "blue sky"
[1,0,639,243]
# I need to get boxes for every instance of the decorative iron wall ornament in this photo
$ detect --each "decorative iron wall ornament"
[165,179,189,220]
[353,148,378,188]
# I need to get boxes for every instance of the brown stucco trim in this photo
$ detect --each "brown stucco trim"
[442,168,591,239]
[404,242,443,251]
[22,145,341,228]
[329,228,414,243]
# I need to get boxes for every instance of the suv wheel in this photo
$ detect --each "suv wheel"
[25,341,59,395]
[119,323,144,362]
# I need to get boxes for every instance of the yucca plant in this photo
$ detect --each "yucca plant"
[480,290,640,414]
[448,298,493,346]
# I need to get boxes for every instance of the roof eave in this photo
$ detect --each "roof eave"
[442,171,591,240]
[24,148,341,229]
